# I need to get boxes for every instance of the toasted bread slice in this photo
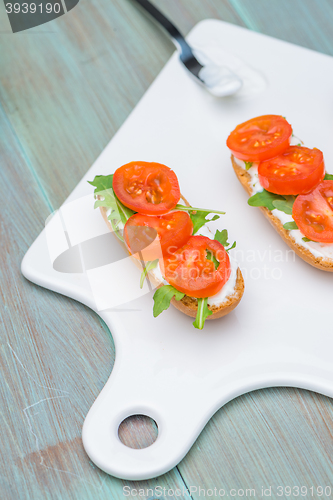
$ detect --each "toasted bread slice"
[99,197,244,320]
[231,155,333,272]
[170,268,244,319]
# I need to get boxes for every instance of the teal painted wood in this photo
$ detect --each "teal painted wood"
[228,0,333,56]
[0,0,244,208]
[1,0,333,498]
[0,103,191,498]
[179,389,333,497]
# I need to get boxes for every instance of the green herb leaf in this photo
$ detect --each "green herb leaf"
[297,143,301,147]
[190,213,220,234]
[302,237,313,242]
[88,174,114,194]
[214,229,236,252]
[174,204,225,234]
[283,221,298,231]
[109,218,125,242]
[227,240,237,251]
[245,161,253,171]
[206,229,236,269]
[88,175,135,231]
[248,190,285,211]
[116,197,135,224]
[272,196,295,215]
[193,297,212,330]
[140,259,158,289]
[214,229,229,247]
[176,204,225,215]
[153,285,185,317]
[206,250,219,270]
[324,173,333,180]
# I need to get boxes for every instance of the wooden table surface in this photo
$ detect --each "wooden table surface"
[1,1,333,498]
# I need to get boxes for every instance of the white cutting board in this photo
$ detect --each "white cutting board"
[21,20,333,480]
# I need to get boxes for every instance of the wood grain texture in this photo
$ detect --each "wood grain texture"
[0,104,189,498]
[1,0,333,498]
[228,0,333,56]
[178,388,333,495]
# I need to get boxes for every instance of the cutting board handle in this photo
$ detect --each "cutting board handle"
[81,312,203,481]
[82,371,197,480]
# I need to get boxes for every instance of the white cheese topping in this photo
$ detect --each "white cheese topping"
[207,255,238,306]
[233,157,262,194]
[196,226,239,306]
[233,138,333,260]
[270,209,333,259]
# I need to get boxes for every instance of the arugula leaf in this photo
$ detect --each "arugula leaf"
[272,196,295,215]
[283,221,298,230]
[115,197,135,224]
[214,229,236,252]
[193,297,212,330]
[140,259,158,289]
[206,250,219,270]
[214,229,229,247]
[153,285,185,317]
[227,241,237,251]
[248,190,285,211]
[88,174,114,194]
[245,161,253,171]
[324,173,333,180]
[88,175,134,221]
[191,213,220,234]
[176,204,225,215]
[88,175,135,241]
[109,218,125,242]
[174,205,225,234]
[302,237,313,242]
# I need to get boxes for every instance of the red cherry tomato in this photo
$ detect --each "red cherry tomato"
[113,161,180,215]
[227,115,292,162]
[258,146,325,195]
[124,211,193,261]
[163,236,231,298]
[292,180,333,243]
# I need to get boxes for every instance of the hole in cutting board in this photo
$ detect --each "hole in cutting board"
[118,414,158,449]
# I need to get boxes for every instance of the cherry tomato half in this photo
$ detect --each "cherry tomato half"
[292,180,333,243]
[227,115,292,162]
[163,236,231,298]
[113,161,180,215]
[124,211,193,261]
[258,146,325,195]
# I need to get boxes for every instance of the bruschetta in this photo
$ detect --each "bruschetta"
[89,161,244,329]
[227,115,333,272]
